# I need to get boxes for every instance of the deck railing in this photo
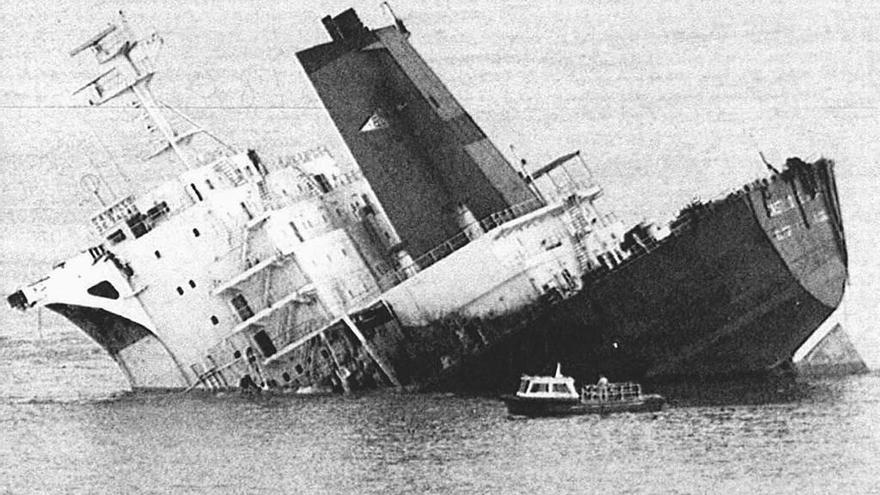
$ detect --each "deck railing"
[582,382,643,402]
[377,197,545,290]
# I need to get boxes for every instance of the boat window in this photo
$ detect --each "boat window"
[529,382,549,393]
[552,383,571,394]
[87,281,119,299]
[518,380,530,393]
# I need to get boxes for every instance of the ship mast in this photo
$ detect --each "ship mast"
[70,12,220,170]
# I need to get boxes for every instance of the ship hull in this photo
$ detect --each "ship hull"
[32,161,847,394]
[366,160,848,391]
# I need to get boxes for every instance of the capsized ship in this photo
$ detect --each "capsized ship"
[7,11,847,393]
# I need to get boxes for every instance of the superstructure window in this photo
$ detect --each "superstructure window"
[289,221,304,242]
[107,229,127,245]
[87,281,119,299]
[253,330,277,357]
[240,202,253,221]
[231,294,254,321]
[313,174,332,193]
[189,183,203,202]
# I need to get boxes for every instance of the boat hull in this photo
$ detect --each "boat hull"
[501,394,666,417]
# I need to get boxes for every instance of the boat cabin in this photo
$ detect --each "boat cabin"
[515,364,578,400]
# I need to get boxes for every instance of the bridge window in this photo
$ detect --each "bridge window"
[87,281,119,299]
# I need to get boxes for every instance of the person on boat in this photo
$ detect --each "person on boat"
[597,374,609,400]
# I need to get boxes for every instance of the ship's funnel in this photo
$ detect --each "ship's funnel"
[321,9,369,44]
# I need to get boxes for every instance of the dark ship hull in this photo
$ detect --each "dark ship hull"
[429,160,847,389]
[327,159,844,391]
[282,11,848,392]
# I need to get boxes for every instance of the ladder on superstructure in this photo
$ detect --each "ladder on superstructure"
[564,196,593,272]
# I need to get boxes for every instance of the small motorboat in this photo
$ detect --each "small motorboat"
[501,364,665,417]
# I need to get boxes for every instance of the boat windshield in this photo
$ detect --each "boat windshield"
[552,383,572,394]
[529,382,549,393]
